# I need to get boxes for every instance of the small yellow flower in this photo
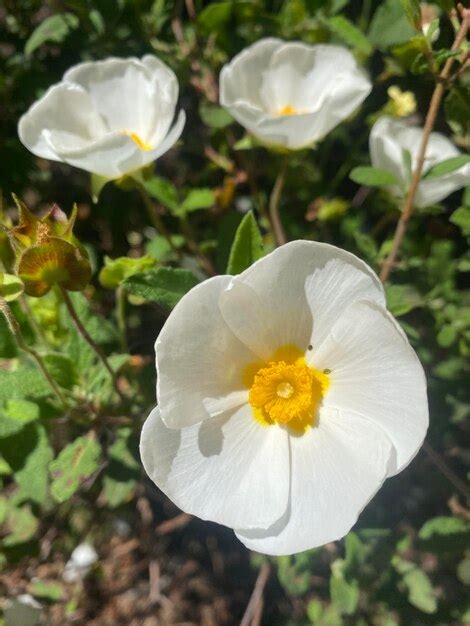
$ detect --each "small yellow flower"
[387,86,416,118]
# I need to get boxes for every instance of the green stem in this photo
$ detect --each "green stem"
[0,297,69,410]
[59,288,126,404]
[137,186,182,259]
[116,285,127,352]
[269,160,288,246]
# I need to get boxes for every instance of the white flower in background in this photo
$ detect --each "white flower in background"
[18,56,185,179]
[219,39,371,150]
[63,542,98,582]
[370,117,470,208]
[141,241,428,556]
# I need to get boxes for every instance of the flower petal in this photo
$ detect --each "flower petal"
[236,408,394,555]
[220,241,384,358]
[156,275,258,429]
[18,83,107,161]
[315,300,428,475]
[140,405,290,529]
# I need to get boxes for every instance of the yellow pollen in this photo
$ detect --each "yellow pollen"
[278,104,298,116]
[123,131,153,151]
[244,344,330,434]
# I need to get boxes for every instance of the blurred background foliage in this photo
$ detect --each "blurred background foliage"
[0,0,469,624]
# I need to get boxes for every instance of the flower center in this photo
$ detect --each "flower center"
[277,104,298,116]
[244,345,330,433]
[123,131,152,151]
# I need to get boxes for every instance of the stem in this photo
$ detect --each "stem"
[0,298,68,409]
[59,288,126,403]
[138,186,182,260]
[18,295,49,348]
[269,161,288,246]
[422,441,470,501]
[116,285,127,352]
[180,217,217,276]
[240,563,271,626]
[380,9,470,283]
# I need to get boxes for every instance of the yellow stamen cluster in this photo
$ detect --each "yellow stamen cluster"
[277,104,298,117]
[245,345,330,433]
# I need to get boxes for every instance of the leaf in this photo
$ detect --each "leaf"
[227,211,264,274]
[419,516,470,540]
[350,166,400,187]
[99,255,156,289]
[199,101,234,129]
[330,560,360,615]
[25,13,79,56]
[422,155,470,180]
[43,353,78,389]
[327,16,372,55]
[0,399,39,438]
[124,268,199,309]
[197,1,232,33]
[90,173,111,203]
[49,433,101,503]
[368,0,416,50]
[0,273,24,302]
[180,188,215,214]
[386,284,423,316]
[0,367,50,403]
[400,0,421,28]
[450,206,470,236]
[29,580,65,602]
[143,176,179,211]
[13,424,53,505]
[2,504,38,546]
[445,84,470,139]
[403,567,437,614]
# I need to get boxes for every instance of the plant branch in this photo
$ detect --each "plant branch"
[422,441,470,501]
[59,288,126,403]
[0,297,68,409]
[269,161,288,246]
[380,9,470,283]
[137,186,182,260]
[240,562,271,626]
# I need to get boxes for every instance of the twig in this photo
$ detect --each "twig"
[423,441,470,501]
[240,563,271,626]
[380,8,470,283]
[0,297,68,409]
[155,512,192,535]
[59,287,126,403]
[269,161,288,246]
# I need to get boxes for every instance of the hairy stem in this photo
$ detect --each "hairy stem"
[0,297,68,409]
[59,288,126,403]
[380,9,470,283]
[269,161,288,246]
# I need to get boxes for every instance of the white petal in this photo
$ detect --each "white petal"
[315,300,428,475]
[370,117,408,197]
[64,56,178,142]
[140,406,290,529]
[236,408,394,555]
[220,241,384,356]
[18,83,107,161]
[156,275,258,429]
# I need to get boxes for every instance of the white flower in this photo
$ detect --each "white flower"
[140,241,428,556]
[219,39,371,150]
[18,56,185,179]
[370,116,470,208]
[63,542,98,582]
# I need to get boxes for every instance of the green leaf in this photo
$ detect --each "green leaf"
[330,560,360,615]
[350,166,400,187]
[29,580,65,602]
[199,101,234,129]
[422,155,470,180]
[99,255,156,289]
[386,284,423,316]
[400,0,421,28]
[0,368,50,404]
[419,516,470,540]
[445,84,470,140]
[368,0,416,49]
[2,504,38,546]
[49,433,101,503]
[327,16,372,55]
[179,188,216,215]
[450,206,470,236]
[124,267,199,309]
[43,353,77,389]
[0,399,39,438]
[13,424,53,506]
[403,567,437,614]
[227,211,264,274]
[25,13,79,56]
[197,1,232,33]
[0,273,24,302]
[145,234,185,262]
[143,176,179,211]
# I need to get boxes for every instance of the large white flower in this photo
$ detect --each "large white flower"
[140,241,428,556]
[219,39,371,150]
[370,116,470,208]
[18,56,185,179]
